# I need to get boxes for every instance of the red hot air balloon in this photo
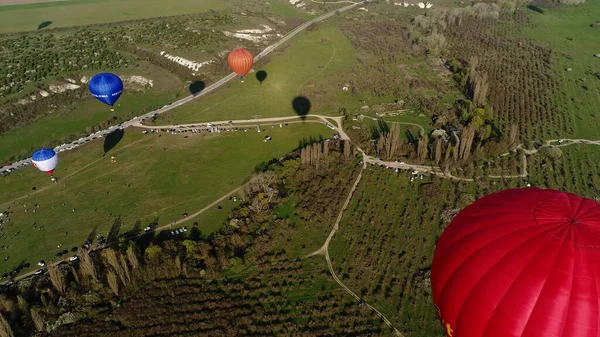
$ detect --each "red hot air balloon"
[431,188,600,337]
[227,48,254,82]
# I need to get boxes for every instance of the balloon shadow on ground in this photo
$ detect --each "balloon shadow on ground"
[526,5,543,13]
[256,70,267,84]
[189,81,205,96]
[103,128,124,156]
[38,21,52,30]
[292,96,311,120]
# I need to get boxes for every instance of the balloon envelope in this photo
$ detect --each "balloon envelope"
[89,73,123,106]
[32,148,58,175]
[227,48,254,76]
[431,188,600,337]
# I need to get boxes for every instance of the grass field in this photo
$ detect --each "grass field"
[521,1,600,139]
[0,0,227,33]
[157,23,359,125]
[0,63,185,163]
[0,122,333,274]
[323,140,600,336]
[266,0,315,20]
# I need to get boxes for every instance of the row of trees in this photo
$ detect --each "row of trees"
[409,0,572,141]
[54,259,388,336]
[0,142,363,335]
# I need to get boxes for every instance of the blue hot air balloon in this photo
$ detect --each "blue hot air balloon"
[32,148,58,175]
[89,73,123,107]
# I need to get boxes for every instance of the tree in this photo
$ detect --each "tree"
[30,309,44,332]
[119,254,131,283]
[126,246,139,270]
[244,172,279,212]
[0,314,13,337]
[509,124,518,147]
[102,248,120,271]
[418,133,429,161]
[48,265,65,294]
[433,137,444,164]
[459,124,476,160]
[15,296,27,313]
[376,124,402,160]
[70,266,80,284]
[107,270,119,296]
[145,245,162,265]
[175,256,182,274]
[79,249,97,281]
[183,240,203,262]
[102,248,126,285]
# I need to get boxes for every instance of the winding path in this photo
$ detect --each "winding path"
[301,120,600,336]
[306,169,403,336]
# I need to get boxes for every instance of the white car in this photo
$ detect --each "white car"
[69,256,79,262]
[144,226,151,232]
[34,269,43,275]
[37,261,46,267]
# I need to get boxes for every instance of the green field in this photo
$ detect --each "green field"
[0,122,333,274]
[0,0,227,33]
[266,0,315,20]
[157,23,359,124]
[521,1,600,139]
[0,63,185,163]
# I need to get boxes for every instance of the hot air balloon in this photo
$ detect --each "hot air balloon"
[89,73,123,110]
[431,188,600,337]
[227,48,254,82]
[31,148,58,175]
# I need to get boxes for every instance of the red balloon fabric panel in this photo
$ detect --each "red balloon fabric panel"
[431,188,600,337]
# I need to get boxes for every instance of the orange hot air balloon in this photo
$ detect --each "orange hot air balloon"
[227,48,254,81]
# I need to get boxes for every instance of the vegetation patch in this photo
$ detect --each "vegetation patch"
[0,0,228,33]
[0,123,330,275]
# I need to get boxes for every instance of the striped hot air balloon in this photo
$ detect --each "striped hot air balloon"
[227,48,254,82]
[32,148,58,175]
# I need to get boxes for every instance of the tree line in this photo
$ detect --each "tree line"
[0,140,365,336]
